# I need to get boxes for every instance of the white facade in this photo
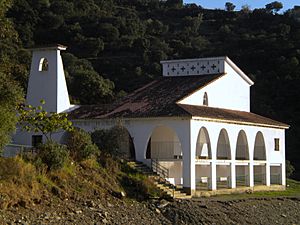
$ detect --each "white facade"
[26,45,71,113]
[10,50,288,196]
[178,59,252,111]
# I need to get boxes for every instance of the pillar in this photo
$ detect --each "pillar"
[181,121,196,195]
[281,162,286,186]
[230,161,236,188]
[266,162,270,186]
[210,161,217,190]
[249,162,254,187]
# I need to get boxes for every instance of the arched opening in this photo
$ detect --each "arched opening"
[203,92,208,106]
[235,130,249,160]
[216,129,231,189]
[146,125,182,185]
[39,58,49,71]
[254,132,266,160]
[254,132,267,185]
[235,130,250,187]
[196,127,211,159]
[195,127,211,190]
[217,129,231,160]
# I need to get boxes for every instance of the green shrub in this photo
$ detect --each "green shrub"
[66,129,99,161]
[286,160,295,178]
[38,141,69,170]
[91,126,134,159]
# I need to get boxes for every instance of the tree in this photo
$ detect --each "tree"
[18,100,73,141]
[265,1,283,14]
[225,2,236,12]
[0,0,24,151]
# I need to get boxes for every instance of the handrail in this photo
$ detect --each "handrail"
[151,159,169,179]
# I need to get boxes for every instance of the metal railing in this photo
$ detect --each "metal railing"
[236,174,249,186]
[254,173,266,184]
[3,144,34,157]
[270,174,281,185]
[151,159,178,198]
[217,176,230,189]
[151,159,169,179]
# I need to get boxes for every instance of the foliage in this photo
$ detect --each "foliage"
[91,126,132,159]
[3,0,300,178]
[66,128,99,162]
[18,100,73,141]
[286,160,295,178]
[0,156,36,182]
[37,141,69,170]
[0,0,25,152]
[265,1,283,13]
[225,2,235,12]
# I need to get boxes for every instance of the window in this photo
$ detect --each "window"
[32,135,43,147]
[38,58,49,71]
[203,92,208,106]
[274,138,280,151]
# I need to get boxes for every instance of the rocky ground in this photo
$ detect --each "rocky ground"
[0,195,299,225]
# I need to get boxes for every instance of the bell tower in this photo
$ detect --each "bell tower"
[26,44,71,113]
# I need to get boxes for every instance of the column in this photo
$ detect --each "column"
[230,161,236,188]
[266,162,270,186]
[249,161,254,187]
[210,161,217,190]
[281,162,286,186]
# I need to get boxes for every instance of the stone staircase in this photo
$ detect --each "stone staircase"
[127,161,191,199]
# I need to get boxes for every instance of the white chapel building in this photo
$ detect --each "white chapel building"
[12,45,289,196]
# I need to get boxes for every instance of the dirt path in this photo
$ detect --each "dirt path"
[1,196,300,225]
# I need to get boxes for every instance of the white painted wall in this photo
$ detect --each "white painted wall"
[26,46,70,113]
[179,61,251,111]
[10,115,286,192]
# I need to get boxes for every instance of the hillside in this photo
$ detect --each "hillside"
[1,0,300,177]
[1,156,300,224]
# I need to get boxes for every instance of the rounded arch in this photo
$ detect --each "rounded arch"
[146,125,182,160]
[254,131,266,160]
[39,58,49,71]
[196,127,211,159]
[236,130,249,160]
[217,129,231,160]
[203,92,208,106]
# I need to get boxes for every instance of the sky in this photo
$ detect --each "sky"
[183,0,299,12]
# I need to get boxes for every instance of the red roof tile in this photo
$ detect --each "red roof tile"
[68,74,288,128]
[178,104,289,128]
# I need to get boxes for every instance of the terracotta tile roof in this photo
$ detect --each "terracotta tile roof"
[68,74,288,128]
[178,104,289,128]
[69,74,223,119]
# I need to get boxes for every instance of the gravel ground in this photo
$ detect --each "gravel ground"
[1,195,299,225]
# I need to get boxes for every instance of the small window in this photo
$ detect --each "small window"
[32,135,43,147]
[39,58,49,71]
[274,138,280,151]
[203,92,208,106]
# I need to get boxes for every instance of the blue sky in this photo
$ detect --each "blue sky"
[183,0,299,12]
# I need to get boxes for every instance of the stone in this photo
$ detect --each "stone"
[75,210,82,214]
[157,200,169,209]
[102,218,108,224]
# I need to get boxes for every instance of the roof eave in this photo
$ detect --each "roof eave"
[192,116,289,129]
[225,56,254,86]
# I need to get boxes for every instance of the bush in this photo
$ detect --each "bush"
[286,160,295,178]
[91,126,134,159]
[66,129,99,161]
[38,141,69,170]
[0,157,36,183]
